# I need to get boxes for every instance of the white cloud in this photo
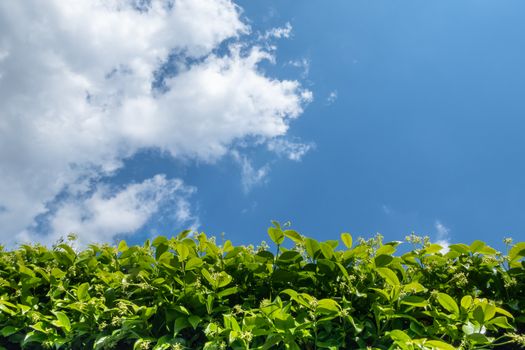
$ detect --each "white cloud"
[261,22,292,40]
[435,220,451,253]
[0,0,311,245]
[326,90,338,105]
[267,138,315,161]
[288,58,310,78]
[231,151,270,193]
[16,175,195,246]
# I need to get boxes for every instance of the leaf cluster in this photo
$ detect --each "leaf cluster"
[0,225,524,349]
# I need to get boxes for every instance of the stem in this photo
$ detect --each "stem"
[270,244,280,300]
[313,317,318,350]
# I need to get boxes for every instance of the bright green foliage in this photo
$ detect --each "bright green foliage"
[0,227,524,349]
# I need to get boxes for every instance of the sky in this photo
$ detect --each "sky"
[1,0,524,250]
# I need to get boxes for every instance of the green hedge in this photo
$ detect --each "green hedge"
[1,223,524,349]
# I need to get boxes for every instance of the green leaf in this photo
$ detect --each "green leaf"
[57,243,77,261]
[17,303,30,314]
[217,287,238,298]
[176,229,191,240]
[483,303,496,322]
[495,307,514,319]
[389,330,412,349]
[370,287,390,301]
[188,315,202,330]
[176,244,189,261]
[201,269,215,288]
[268,226,284,245]
[280,289,298,300]
[223,314,241,332]
[376,245,396,255]
[508,242,525,267]
[185,257,203,270]
[174,317,189,335]
[50,267,65,279]
[389,329,411,342]
[425,340,456,350]
[340,232,353,249]
[117,240,128,252]
[0,300,17,315]
[217,272,233,288]
[460,295,473,311]
[152,236,168,247]
[142,306,157,319]
[425,244,444,254]
[206,295,214,314]
[0,326,19,337]
[335,262,350,279]
[486,316,514,329]
[472,302,497,323]
[403,281,427,293]
[22,332,47,346]
[94,336,110,350]
[77,282,90,301]
[326,239,339,249]
[374,254,393,267]
[449,243,470,254]
[436,293,459,316]
[462,321,476,335]
[317,299,340,314]
[401,295,429,307]
[473,305,485,324]
[155,243,169,260]
[470,240,486,253]
[467,333,490,345]
[18,265,35,278]
[284,230,303,244]
[376,267,400,286]
[479,245,497,255]
[52,311,71,332]
[509,242,525,258]
[304,238,320,259]
[222,240,234,253]
[320,242,334,259]
[277,250,302,263]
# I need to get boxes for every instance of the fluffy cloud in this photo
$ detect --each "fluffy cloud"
[17,175,196,247]
[261,22,293,40]
[0,0,311,246]
[231,151,270,193]
[435,220,451,253]
[267,138,315,161]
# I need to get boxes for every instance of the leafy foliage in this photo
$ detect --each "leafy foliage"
[0,225,524,349]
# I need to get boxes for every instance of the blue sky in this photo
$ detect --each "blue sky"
[1,0,524,250]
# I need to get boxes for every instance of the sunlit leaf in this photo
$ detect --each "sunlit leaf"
[460,295,472,311]
[376,267,400,286]
[77,282,90,301]
[425,340,456,350]
[268,227,284,245]
[304,238,320,259]
[374,254,393,267]
[185,257,203,270]
[436,293,459,316]
[341,232,353,249]
[284,230,303,244]
[320,242,334,259]
[52,311,71,332]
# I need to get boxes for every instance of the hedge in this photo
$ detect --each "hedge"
[0,223,524,349]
